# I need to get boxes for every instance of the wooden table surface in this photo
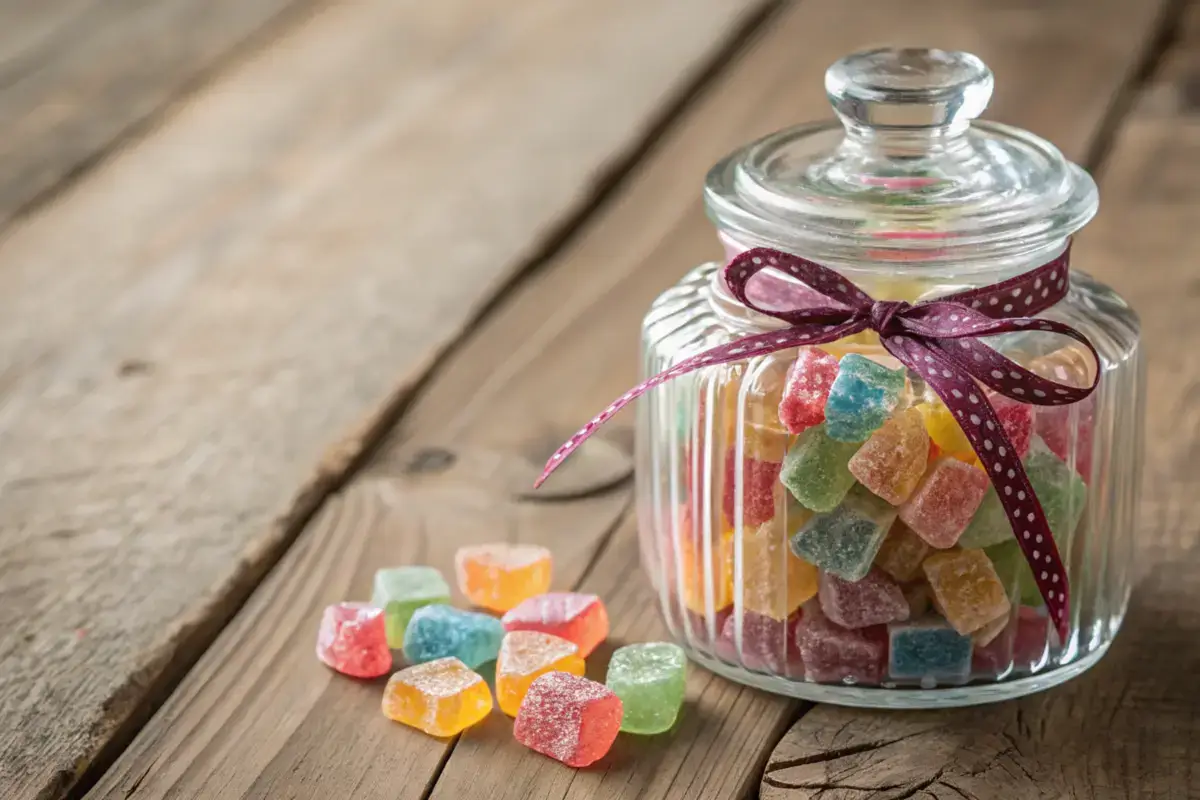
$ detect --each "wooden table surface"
[2,0,1197,797]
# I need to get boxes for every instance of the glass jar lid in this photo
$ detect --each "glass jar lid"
[704,48,1098,273]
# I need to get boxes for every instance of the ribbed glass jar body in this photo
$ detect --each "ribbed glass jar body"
[635,255,1143,707]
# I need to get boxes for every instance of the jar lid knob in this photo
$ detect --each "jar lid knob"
[825,48,993,133]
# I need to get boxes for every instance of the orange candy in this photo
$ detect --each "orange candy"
[495,631,585,716]
[455,543,552,612]
[923,549,1012,636]
[679,525,735,615]
[873,520,932,583]
[382,657,493,737]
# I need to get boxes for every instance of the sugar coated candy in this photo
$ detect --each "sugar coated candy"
[514,672,623,767]
[899,458,990,548]
[971,613,1017,675]
[901,581,932,618]
[718,610,803,676]
[957,487,1013,549]
[888,618,973,683]
[873,520,932,583]
[848,407,930,505]
[605,642,687,734]
[1024,442,1088,539]
[1012,606,1051,671]
[382,657,493,737]
[971,610,1011,647]
[679,523,735,615]
[502,592,609,656]
[818,568,910,629]
[780,423,860,513]
[402,604,504,669]
[686,605,732,647]
[723,450,782,527]
[984,540,1040,606]
[923,549,1012,636]
[990,393,1033,460]
[822,354,905,442]
[372,566,452,648]
[455,543,552,613]
[741,510,818,620]
[778,348,840,433]
[315,602,392,679]
[1030,346,1096,478]
[917,400,973,462]
[790,484,897,581]
[495,631,584,717]
[795,602,886,684]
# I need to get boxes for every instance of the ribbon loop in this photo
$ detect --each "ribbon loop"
[536,243,1097,643]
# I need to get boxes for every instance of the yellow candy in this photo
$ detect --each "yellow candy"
[495,631,585,716]
[916,401,974,461]
[454,543,552,612]
[873,520,932,583]
[382,657,493,737]
[715,360,793,460]
[741,508,818,619]
[922,549,1012,636]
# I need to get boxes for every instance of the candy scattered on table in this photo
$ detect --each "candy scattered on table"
[790,483,897,581]
[514,672,623,767]
[495,630,585,717]
[502,592,609,657]
[315,602,392,679]
[923,549,1012,636]
[873,520,932,582]
[818,568,910,629]
[455,543,553,613]
[403,604,505,668]
[372,566,452,648]
[723,450,782,527]
[795,602,887,684]
[382,657,493,737]
[741,510,818,619]
[606,642,687,734]
[718,609,804,676]
[778,348,839,433]
[848,407,930,504]
[780,423,860,512]
[899,458,990,548]
[823,353,905,442]
[888,617,973,684]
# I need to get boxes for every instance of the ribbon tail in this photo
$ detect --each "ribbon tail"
[884,334,1071,644]
[535,320,865,488]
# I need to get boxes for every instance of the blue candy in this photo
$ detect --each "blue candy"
[402,605,504,668]
[823,354,905,442]
[887,618,973,684]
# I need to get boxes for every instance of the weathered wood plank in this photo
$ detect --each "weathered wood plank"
[88,0,1172,798]
[763,4,1200,799]
[0,0,771,797]
[0,0,317,230]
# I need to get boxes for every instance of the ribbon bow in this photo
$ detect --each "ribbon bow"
[537,245,1098,641]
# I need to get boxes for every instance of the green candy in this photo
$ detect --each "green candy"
[790,484,896,581]
[606,642,687,734]
[780,423,860,512]
[371,566,451,648]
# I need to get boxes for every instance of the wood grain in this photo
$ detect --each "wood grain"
[0,0,770,797]
[763,4,1200,799]
[0,0,318,230]
[88,0,1174,797]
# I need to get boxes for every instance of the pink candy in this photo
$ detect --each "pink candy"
[514,672,623,767]
[723,451,781,527]
[990,393,1033,459]
[718,610,804,676]
[818,568,909,629]
[778,349,840,434]
[316,602,392,679]
[795,603,887,684]
[899,458,990,548]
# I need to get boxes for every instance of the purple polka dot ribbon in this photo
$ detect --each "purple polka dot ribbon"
[537,245,1097,640]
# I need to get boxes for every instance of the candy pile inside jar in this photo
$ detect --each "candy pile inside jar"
[692,336,1091,688]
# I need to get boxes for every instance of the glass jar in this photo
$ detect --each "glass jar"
[635,49,1144,707]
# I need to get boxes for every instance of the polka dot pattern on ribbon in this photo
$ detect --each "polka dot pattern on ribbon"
[536,243,1095,643]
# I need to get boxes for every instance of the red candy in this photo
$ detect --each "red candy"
[502,592,609,657]
[722,450,781,527]
[1035,399,1095,480]
[778,349,840,433]
[990,393,1033,459]
[1013,607,1051,669]
[514,672,623,767]
[795,602,887,684]
[899,458,991,548]
[316,602,392,679]
[818,568,910,629]
[718,609,804,676]
[971,614,1017,674]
